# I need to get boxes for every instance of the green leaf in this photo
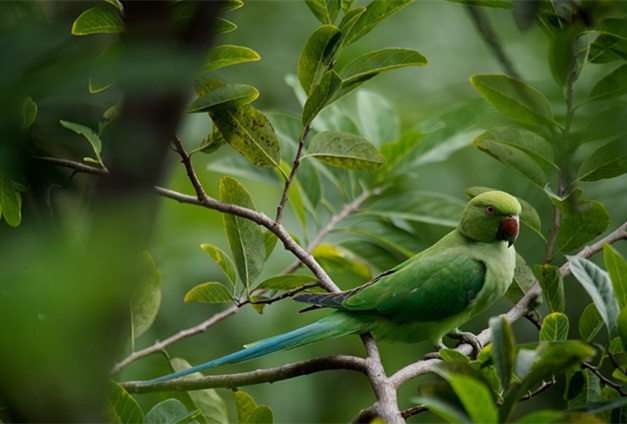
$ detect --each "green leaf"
[104,0,123,10]
[579,303,604,343]
[255,275,318,291]
[565,369,601,411]
[604,243,627,309]
[340,48,427,84]
[304,130,385,170]
[341,0,356,12]
[516,410,605,424]
[413,396,469,424]
[184,282,233,304]
[22,97,37,132]
[432,363,498,424]
[568,255,620,331]
[439,348,471,363]
[588,64,627,102]
[90,42,122,93]
[246,406,273,424]
[60,120,103,164]
[213,18,237,34]
[551,189,611,254]
[220,177,265,289]
[540,312,569,342]
[490,316,515,391]
[474,127,556,168]
[298,25,341,95]
[618,308,627,360]
[202,45,260,72]
[131,251,162,339]
[200,244,237,288]
[470,74,555,126]
[221,0,244,13]
[354,90,400,147]
[212,105,281,168]
[305,0,331,24]
[145,399,201,424]
[365,191,465,227]
[0,174,22,227]
[474,134,547,189]
[187,84,259,114]
[341,0,414,47]
[71,6,124,36]
[108,381,144,424]
[337,48,427,98]
[444,0,513,8]
[302,70,342,126]
[170,358,229,424]
[262,230,278,259]
[535,264,565,313]
[312,243,371,280]
[577,138,627,182]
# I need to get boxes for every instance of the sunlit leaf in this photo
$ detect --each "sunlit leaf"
[108,381,144,424]
[470,74,555,126]
[312,243,371,280]
[305,0,331,24]
[304,130,385,170]
[144,399,201,424]
[71,6,124,35]
[516,410,605,424]
[213,18,237,34]
[568,255,620,331]
[201,244,237,288]
[220,177,265,290]
[184,282,233,304]
[535,264,565,313]
[579,303,604,342]
[212,106,280,168]
[298,25,341,95]
[202,45,260,72]
[540,312,569,342]
[234,390,273,424]
[187,84,259,114]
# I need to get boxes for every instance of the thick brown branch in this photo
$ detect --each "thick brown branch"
[120,355,368,393]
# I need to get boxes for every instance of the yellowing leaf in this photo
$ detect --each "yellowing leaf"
[184,282,233,304]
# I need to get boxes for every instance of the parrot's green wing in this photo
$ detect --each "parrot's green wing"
[294,253,486,323]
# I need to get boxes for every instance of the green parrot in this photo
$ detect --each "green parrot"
[143,190,521,385]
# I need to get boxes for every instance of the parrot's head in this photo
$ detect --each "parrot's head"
[459,191,522,247]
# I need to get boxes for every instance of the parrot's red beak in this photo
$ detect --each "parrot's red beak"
[497,215,519,247]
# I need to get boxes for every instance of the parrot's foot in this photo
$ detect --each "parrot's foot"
[447,330,482,357]
[422,340,446,360]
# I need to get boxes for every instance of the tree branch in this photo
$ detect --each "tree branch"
[33,156,109,176]
[466,3,521,80]
[276,125,311,223]
[120,354,368,393]
[111,305,238,375]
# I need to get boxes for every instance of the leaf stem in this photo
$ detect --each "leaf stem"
[276,125,311,223]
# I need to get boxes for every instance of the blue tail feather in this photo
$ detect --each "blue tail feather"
[141,313,359,385]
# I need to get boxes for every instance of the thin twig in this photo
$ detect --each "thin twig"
[111,306,238,375]
[33,156,109,175]
[276,125,311,224]
[466,3,521,80]
[582,362,627,397]
[171,135,208,201]
[238,282,321,306]
[401,405,429,419]
[283,187,381,275]
[121,354,368,393]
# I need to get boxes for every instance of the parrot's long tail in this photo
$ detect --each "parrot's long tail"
[141,312,364,385]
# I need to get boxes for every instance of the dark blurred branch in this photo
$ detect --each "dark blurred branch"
[34,156,109,176]
[466,3,521,80]
[121,355,368,393]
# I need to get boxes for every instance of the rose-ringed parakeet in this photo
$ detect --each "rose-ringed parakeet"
[143,190,521,385]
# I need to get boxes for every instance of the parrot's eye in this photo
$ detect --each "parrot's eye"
[485,205,496,217]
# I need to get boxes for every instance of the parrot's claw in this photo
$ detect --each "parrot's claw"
[447,330,482,357]
[422,340,446,360]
